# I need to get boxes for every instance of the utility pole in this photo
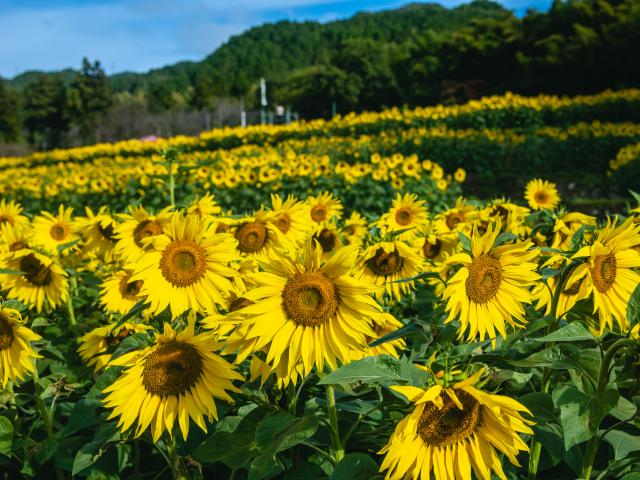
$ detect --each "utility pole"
[260,78,267,125]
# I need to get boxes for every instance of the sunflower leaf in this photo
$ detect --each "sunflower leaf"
[627,283,640,326]
[318,355,401,385]
[0,268,25,275]
[330,453,380,480]
[534,322,594,342]
[457,232,472,252]
[0,417,13,456]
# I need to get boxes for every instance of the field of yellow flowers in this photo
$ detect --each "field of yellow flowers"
[0,89,639,480]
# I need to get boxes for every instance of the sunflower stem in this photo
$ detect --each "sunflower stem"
[32,363,66,480]
[580,338,635,479]
[66,275,77,326]
[325,385,344,463]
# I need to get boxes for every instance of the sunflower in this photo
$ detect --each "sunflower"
[378,193,428,239]
[100,270,145,315]
[225,241,385,386]
[414,227,458,266]
[443,223,539,344]
[114,205,173,263]
[312,222,344,256]
[0,200,29,228]
[232,210,291,258]
[551,211,596,250]
[103,322,242,441]
[356,241,424,301]
[568,217,640,334]
[525,178,560,211]
[267,194,311,246]
[0,222,32,263]
[32,204,79,255]
[533,255,589,318]
[0,307,41,387]
[480,199,530,237]
[342,212,369,247]
[3,249,68,312]
[130,213,238,318]
[78,322,152,373]
[379,369,533,480]
[349,312,405,361]
[306,192,343,233]
[187,193,222,221]
[77,207,118,259]
[434,198,477,241]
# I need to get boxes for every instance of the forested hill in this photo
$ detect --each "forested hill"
[9,1,508,95]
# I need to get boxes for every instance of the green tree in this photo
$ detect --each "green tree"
[67,58,113,142]
[147,81,176,113]
[22,74,68,149]
[0,78,21,143]
[189,73,216,110]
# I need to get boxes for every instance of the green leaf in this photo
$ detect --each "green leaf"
[330,453,379,480]
[603,430,640,461]
[109,332,150,360]
[494,232,516,247]
[534,323,594,343]
[57,238,80,253]
[0,417,13,456]
[0,268,25,275]
[629,189,640,205]
[627,283,640,326]
[368,323,416,347]
[72,424,119,475]
[518,392,556,421]
[509,344,583,371]
[318,355,401,385]
[284,461,326,480]
[540,267,561,280]
[457,232,471,252]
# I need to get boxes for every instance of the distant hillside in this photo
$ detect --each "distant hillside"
[8,0,509,95]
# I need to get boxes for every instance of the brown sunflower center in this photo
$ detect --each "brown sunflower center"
[417,390,482,447]
[534,191,549,204]
[491,205,510,223]
[395,208,412,226]
[422,238,442,259]
[465,255,502,303]
[274,214,291,234]
[142,341,203,397]
[133,220,163,248]
[98,222,116,241]
[215,223,230,234]
[235,222,268,253]
[282,272,339,327]
[365,248,404,276]
[343,225,356,236]
[159,241,207,287]
[9,240,28,252]
[105,327,133,346]
[229,296,253,312]
[119,274,143,300]
[49,223,69,241]
[445,213,464,231]
[0,313,14,350]
[0,215,14,226]
[310,205,328,223]
[562,279,582,296]
[313,228,337,253]
[592,252,616,293]
[20,254,53,286]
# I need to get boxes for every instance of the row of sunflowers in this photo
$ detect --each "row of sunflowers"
[0,170,639,479]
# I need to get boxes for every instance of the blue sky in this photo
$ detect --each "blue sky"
[0,0,552,78]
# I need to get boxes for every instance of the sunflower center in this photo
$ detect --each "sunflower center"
[159,241,207,287]
[563,279,582,296]
[465,255,502,303]
[592,252,616,293]
[313,229,337,253]
[365,248,404,276]
[105,328,133,346]
[534,192,548,203]
[422,238,442,259]
[395,208,412,226]
[229,296,253,312]
[119,275,143,300]
[133,220,163,248]
[235,222,268,253]
[49,223,68,241]
[282,272,339,327]
[98,223,116,241]
[0,215,14,226]
[274,214,291,234]
[0,313,14,350]
[310,205,327,223]
[215,223,230,234]
[9,240,28,252]
[20,254,53,286]
[417,390,482,448]
[445,213,464,231]
[343,225,356,236]
[142,341,203,397]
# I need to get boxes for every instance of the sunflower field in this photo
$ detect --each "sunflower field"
[0,89,639,480]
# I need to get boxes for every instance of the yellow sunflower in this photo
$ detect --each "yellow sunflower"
[568,217,640,334]
[551,211,596,250]
[77,207,118,259]
[434,198,477,241]
[130,213,238,318]
[342,211,369,247]
[414,228,458,266]
[356,241,424,301]
[100,270,145,315]
[187,193,222,221]
[268,194,312,246]
[225,241,385,386]
[0,200,29,228]
[306,192,343,233]
[0,307,41,387]
[114,205,173,263]
[349,312,405,361]
[78,322,152,373]
[480,199,530,237]
[443,224,539,344]
[103,322,242,441]
[380,369,533,480]
[0,223,32,263]
[525,178,560,211]
[3,249,68,312]
[533,255,589,318]
[312,222,345,256]
[31,204,79,255]
[378,193,428,239]
[232,210,291,258]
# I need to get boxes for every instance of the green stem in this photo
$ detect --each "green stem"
[168,161,175,208]
[134,440,141,480]
[32,364,66,480]
[580,339,635,479]
[166,435,180,479]
[66,275,77,326]
[325,385,344,463]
